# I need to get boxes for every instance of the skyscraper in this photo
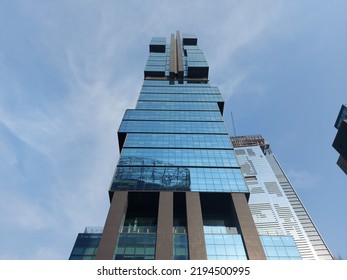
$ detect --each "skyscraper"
[69,32,332,260]
[333,104,347,175]
[231,135,333,260]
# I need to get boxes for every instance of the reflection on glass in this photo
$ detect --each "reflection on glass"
[112,157,191,191]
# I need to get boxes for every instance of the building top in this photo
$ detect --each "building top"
[145,31,209,82]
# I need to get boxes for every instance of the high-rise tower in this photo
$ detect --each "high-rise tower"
[69,32,332,260]
[231,135,333,260]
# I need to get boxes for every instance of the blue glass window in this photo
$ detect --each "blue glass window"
[123,110,223,121]
[112,165,247,193]
[114,233,156,260]
[139,93,223,102]
[119,148,238,167]
[144,65,166,71]
[119,120,227,134]
[141,86,220,94]
[260,235,302,260]
[173,234,189,260]
[123,133,232,149]
[136,101,219,111]
[69,233,101,260]
[205,234,247,260]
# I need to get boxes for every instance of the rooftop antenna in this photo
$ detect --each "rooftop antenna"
[230,111,237,137]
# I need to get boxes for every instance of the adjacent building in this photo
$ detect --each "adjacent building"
[333,104,347,175]
[69,32,333,260]
[231,135,333,260]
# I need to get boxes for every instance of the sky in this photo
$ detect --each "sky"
[0,0,346,260]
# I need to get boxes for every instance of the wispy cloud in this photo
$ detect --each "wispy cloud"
[206,1,283,99]
[286,169,319,190]
[0,1,145,258]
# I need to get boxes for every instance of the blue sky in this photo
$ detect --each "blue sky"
[0,0,346,259]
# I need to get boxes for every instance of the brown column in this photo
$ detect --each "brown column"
[231,193,266,260]
[155,191,173,259]
[186,192,207,259]
[169,34,177,79]
[95,191,128,260]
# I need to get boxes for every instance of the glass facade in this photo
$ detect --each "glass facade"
[114,234,157,260]
[69,228,102,260]
[173,233,189,260]
[205,233,247,260]
[112,33,246,196]
[70,32,331,261]
[119,120,227,133]
[260,236,302,260]
[135,101,220,110]
[123,110,223,121]
[123,133,231,149]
